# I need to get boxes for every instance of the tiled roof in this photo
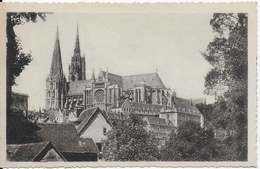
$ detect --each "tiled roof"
[76,107,112,134]
[101,71,123,86]
[131,102,163,111]
[37,123,84,153]
[76,107,98,133]
[122,73,166,90]
[174,97,200,114]
[80,138,100,155]
[67,80,91,95]
[7,141,54,161]
[67,72,165,95]
[144,116,175,127]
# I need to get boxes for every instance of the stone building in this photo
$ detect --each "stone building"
[45,25,204,129]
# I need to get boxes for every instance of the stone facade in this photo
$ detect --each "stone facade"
[45,25,204,129]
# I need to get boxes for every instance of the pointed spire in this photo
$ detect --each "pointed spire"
[50,26,64,78]
[106,68,109,79]
[74,23,81,56]
[91,68,95,80]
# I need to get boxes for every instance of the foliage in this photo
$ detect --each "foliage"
[6,12,49,144]
[162,121,216,161]
[7,12,48,87]
[202,13,248,160]
[7,109,42,144]
[195,103,213,125]
[102,113,161,161]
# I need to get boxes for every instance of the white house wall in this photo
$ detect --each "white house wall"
[80,113,112,143]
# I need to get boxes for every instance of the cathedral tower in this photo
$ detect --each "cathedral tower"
[68,24,86,81]
[45,27,67,110]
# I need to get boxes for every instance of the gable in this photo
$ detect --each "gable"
[122,73,166,90]
[80,113,112,143]
[77,108,112,135]
[121,99,132,108]
[37,124,84,153]
[97,71,105,82]
[40,148,65,162]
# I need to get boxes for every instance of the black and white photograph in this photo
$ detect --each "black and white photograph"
[1,2,257,167]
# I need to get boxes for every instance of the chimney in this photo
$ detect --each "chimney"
[190,98,193,105]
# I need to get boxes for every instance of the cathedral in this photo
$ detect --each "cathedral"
[45,25,203,127]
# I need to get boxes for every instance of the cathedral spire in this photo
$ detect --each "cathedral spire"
[74,23,81,55]
[106,68,109,79]
[91,68,95,80]
[50,26,63,77]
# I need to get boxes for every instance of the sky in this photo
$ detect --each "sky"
[13,12,216,110]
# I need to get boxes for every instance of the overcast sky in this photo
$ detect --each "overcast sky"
[13,12,216,110]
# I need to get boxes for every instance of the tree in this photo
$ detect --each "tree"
[6,12,49,144]
[195,103,213,125]
[202,13,248,161]
[162,121,216,161]
[7,110,42,144]
[102,113,161,161]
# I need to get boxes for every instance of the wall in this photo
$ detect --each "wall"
[41,148,65,162]
[80,113,112,144]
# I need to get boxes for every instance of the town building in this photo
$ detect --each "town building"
[7,141,66,162]
[75,107,113,152]
[44,25,204,146]
[37,123,98,161]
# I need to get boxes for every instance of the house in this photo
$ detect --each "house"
[37,123,97,161]
[159,96,204,127]
[7,141,66,162]
[143,116,176,146]
[80,138,101,158]
[111,98,164,116]
[75,107,113,151]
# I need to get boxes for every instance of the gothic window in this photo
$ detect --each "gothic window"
[52,91,55,98]
[109,88,112,103]
[86,90,91,105]
[48,91,50,98]
[138,89,141,102]
[50,82,53,90]
[94,90,105,103]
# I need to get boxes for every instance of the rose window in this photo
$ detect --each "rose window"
[95,90,105,103]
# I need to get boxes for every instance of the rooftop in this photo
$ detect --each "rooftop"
[37,123,84,153]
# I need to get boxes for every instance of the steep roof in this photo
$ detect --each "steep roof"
[80,138,100,155]
[7,141,65,161]
[50,27,64,78]
[37,123,84,153]
[67,80,91,95]
[101,71,123,85]
[174,97,201,115]
[131,102,164,111]
[76,107,112,134]
[122,73,166,90]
